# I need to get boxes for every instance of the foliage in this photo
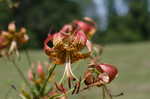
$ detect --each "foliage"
[94,0,150,44]
[0,0,82,48]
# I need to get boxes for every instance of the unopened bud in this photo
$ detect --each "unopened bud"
[37,63,45,80]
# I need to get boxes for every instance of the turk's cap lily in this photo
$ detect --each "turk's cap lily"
[44,29,92,64]
[6,22,29,45]
[44,19,94,86]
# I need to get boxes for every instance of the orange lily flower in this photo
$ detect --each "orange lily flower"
[44,24,93,81]
[0,22,29,56]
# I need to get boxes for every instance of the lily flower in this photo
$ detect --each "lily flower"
[44,25,92,83]
[0,22,29,56]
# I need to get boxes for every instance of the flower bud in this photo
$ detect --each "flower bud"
[37,63,45,80]
[28,69,34,81]
[98,73,110,84]
[97,64,118,83]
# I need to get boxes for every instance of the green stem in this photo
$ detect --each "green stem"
[102,86,106,99]
[103,85,112,99]
[24,49,32,66]
[10,58,36,97]
[59,68,66,84]
[40,64,57,96]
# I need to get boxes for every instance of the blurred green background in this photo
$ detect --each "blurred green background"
[0,0,150,99]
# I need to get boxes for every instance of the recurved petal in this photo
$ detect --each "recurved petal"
[71,52,90,63]
[0,36,8,49]
[44,34,54,55]
[60,24,73,33]
[73,19,96,38]
[8,22,16,32]
[1,31,12,38]
[53,32,69,46]
[73,30,87,46]
[86,40,92,52]
[20,27,26,33]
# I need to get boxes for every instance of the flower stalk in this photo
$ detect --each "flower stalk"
[40,64,57,96]
[9,57,36,97]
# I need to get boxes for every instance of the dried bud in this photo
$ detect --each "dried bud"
[84,71,94,85]
[55,83,67,93]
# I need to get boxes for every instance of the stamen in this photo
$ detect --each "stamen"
[8,40,19,56]
[65,53,78,81]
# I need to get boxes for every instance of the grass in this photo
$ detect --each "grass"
[0,42,150,99]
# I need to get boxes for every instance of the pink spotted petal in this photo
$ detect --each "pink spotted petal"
[53,32,69,46]
[74,30,87,45]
